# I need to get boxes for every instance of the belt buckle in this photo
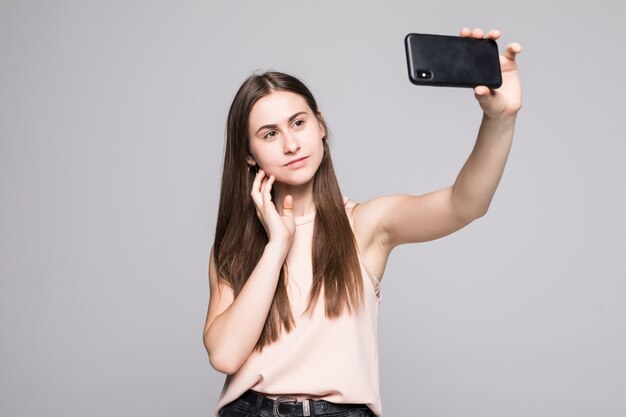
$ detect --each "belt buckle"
[273,396,305,417]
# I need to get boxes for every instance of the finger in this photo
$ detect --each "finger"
[486,29,501,40]
[472,28,484,39]
[474,85,492,101]
[251,192,262,207]
[253,169,265,192]
[252,169,264,189]
[251,170,265,205]
[262,175,275,203]
[460,27,471,37]
[282,195,294,216]
[504,42,522,60]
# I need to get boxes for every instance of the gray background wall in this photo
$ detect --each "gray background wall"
[1,1,625,416]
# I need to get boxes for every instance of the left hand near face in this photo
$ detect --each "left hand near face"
[460,27,522,119]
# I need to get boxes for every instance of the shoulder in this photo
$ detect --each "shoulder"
[344,194,411,226]
[343,195,357,211]
[342,195,401,280]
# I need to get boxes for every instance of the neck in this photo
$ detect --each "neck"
[273,181,315,217]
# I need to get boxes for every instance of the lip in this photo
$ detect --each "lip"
[285,156,309,167]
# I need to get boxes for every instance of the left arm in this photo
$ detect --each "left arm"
[358,28,522,250]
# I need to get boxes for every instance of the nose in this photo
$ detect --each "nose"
[283,132,300,154]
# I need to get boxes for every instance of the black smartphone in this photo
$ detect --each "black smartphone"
[404,33,502,88]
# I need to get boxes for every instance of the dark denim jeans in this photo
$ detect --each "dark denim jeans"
[218,390,376,417]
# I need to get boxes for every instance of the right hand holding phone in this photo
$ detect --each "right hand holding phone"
[251,170,296,247]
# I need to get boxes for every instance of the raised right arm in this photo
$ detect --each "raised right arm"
[203,241,289,375]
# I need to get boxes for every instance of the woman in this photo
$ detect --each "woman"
[204,27,522,417]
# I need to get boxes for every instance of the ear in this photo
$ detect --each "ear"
[316,110,326,138]
[246,155,257,166]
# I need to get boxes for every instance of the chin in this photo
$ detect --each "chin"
[274,171,317,187]
[275,177,315,187]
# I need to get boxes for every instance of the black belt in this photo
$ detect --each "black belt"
[237,389,371,417]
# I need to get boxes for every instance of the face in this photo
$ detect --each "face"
[246,90,326,186]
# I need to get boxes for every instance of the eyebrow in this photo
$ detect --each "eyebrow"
[255,111,308,135]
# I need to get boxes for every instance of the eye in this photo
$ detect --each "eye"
[263,130,278,140]
[293,119,305,128]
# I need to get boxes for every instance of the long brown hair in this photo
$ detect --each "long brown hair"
[213,71,363,352]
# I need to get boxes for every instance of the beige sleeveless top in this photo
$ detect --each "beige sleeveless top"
[214,197,383,417]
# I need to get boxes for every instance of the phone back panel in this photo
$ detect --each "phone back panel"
[405,33,502,88]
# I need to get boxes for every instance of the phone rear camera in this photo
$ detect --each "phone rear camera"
[416,69,432,79]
